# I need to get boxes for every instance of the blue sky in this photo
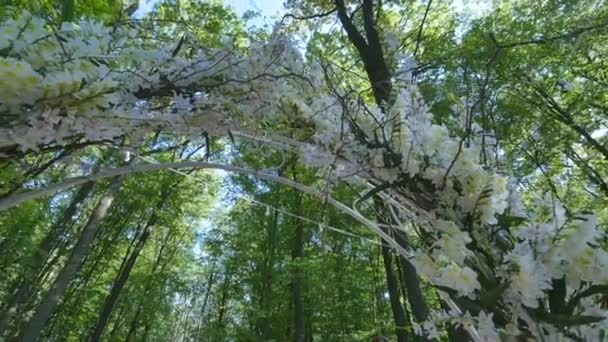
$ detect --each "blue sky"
[224,0,284,17]
[135,0,286,26]
[135,0,490,31]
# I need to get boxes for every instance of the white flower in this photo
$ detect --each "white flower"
[422,124,449,155]
[21,16,47,44]
[402,156,420,176]
[411,321,422,336]
[411,253,438,280]
[508,190,528,218]
[432,221,473,264]
[299,144,333,167]
[0,57,43,105]
[476,311,499,342]
[436,264,480,298]
[0,21,20,49]
[506,252,552,308]
[172,93,192,113]
[42,70,83,98]
[422,320,439,339]
[556,215,608,286]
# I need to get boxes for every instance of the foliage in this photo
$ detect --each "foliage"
[1,0,607,341]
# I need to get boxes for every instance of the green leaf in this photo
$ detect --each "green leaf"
[480,283,509,309]
[530,308,606,327]
[60,0,75,23]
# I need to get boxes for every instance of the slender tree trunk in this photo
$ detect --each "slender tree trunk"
[124,226,182,342]
[196,268,215,338]
[259,206,279,340]
[65,209,137,302]
[93,171,193,341]
[290,168,305,342]
[393,230,430,324]
[371,199,411,342]
[334,240,348,337]
[40,207,137,340]
[368,246,381,326]
[389,221,432,341]
[107,304,128,341]
[18,176,122,342]
[439,296,470,342]
[142,322,151,341]
[90,183,174,341]
[380,242,410,342]
[0,182,94,338]
[36,182,96,268]
[89,216,155,341]
[124,304,142,342]
[215,270,232,342]
[305,310,313,342]
[171,297,187,341]
[181,297,195,340]
[395,256,413,327]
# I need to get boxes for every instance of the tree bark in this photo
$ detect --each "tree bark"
[380,240,410,342]
[259,206,279,340]
[290,167,305,342]
[89,185,172,341]
[124,225,182,342]
[0,182,94,338]
[439,296,470,342]
[399,257,430,323]
[392,230,430,325]
[215,270,232,342]
[335,1,437,339]
[195,267,216,338]
[88,218,154,341]
[18,176,122,342]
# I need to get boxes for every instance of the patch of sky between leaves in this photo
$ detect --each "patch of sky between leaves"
[136,0,490,26]
[135,0,285,27]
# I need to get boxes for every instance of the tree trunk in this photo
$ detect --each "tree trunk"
[89,218,155,341]
[195,267,216,338]
[124,304,142,342]
[90,184,172,341]
[380,242,410,342]
[259,206,279,340]
[181,296,195,340]
[124,226,182,342]
[333,239,348,337]
[215,270,232,342]
[393,230,430,324]
[334,4,434,336]
[290,168,305,342]
[439,296,471,342]
[0,182,94,338]
[395,255,413,328]
[107,304,128,341]
[18,176,122,342]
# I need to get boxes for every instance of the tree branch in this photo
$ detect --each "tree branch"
[281,8,337,24]
[414,0,433,57]
[0,158,412,259]
[334,0,369,54]
[362,0,382,51]
[494,21,608,49]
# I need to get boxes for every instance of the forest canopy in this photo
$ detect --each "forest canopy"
[1,0,608,341]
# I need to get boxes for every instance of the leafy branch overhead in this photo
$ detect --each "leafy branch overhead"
[1,1,607,341]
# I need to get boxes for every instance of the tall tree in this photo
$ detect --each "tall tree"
[19,176,123,342]
[88,187,170,341]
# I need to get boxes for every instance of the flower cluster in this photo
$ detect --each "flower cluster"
[0,10,313,153]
